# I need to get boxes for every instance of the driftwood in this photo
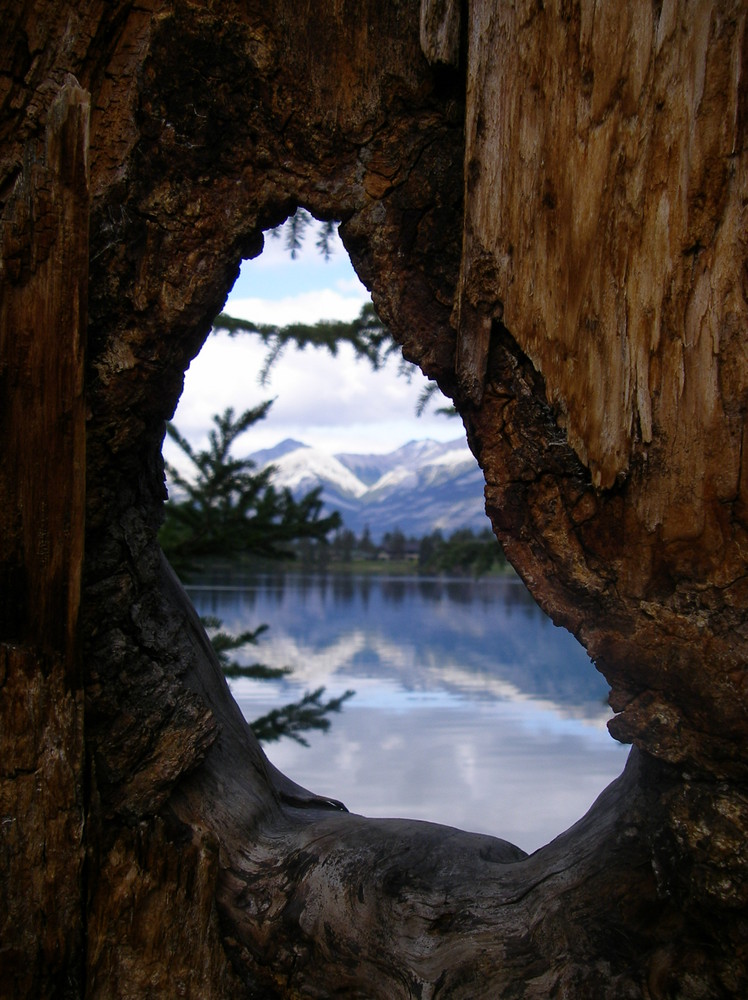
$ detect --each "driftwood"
[1,2,747,997]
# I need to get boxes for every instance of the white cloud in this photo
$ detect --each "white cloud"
[164,231,461,469]
[226,288,368,327]
[167,331,458,461]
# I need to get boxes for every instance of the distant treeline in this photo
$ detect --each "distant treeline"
[286,526,508,576]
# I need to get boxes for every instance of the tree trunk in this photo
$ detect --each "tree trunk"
[0,76,88,996]
[1,2,746,997]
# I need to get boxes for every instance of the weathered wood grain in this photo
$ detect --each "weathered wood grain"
[420,0,462,67]
[0,76,88,997]
[1,2,746,997]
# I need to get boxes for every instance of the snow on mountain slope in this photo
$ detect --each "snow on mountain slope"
[335,439,463,486]
[250,437,490,539]
[249,438,309,466]
[267,446,368,500]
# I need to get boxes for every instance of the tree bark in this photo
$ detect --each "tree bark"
[0,75,88,996]
[1,2,747,997]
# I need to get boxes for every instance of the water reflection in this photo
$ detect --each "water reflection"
[188,573,629,853]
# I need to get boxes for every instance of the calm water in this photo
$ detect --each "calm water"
[187,574,629,854]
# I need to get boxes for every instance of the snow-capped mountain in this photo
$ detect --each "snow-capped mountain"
[251,438,489,540]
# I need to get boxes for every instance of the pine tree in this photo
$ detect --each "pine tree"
[160,403,351,744]
[161,403,340,577]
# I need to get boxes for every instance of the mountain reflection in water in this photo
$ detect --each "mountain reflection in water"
[187,574,630,853]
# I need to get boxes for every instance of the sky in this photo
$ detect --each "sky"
[165,223,462,468]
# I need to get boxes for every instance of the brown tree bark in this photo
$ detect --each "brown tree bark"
[1,2,746,998]
[0,75,88,996]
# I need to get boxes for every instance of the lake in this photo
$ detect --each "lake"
[187,573,630,854]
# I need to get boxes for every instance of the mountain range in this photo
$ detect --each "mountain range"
[250,438,490,541]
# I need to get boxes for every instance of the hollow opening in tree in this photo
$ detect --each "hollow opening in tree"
[158,215,629,854]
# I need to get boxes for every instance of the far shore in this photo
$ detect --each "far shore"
[181,556,518,582]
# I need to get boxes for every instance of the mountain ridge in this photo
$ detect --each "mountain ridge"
[251,437,489,540]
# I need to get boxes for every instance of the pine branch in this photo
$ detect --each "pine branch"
[315,219,337,259]
[200,616,355,741]
[415,381,455,418]
[161,404,341,575]
[250,687,355,746]
[284,208,312,258]
[213,302,406,383]
[221,661,292,680]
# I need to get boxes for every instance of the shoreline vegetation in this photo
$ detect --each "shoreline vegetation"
[176,526,514,583]
[186,560,517,582]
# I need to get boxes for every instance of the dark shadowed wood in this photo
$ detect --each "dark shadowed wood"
[0,77,88,997]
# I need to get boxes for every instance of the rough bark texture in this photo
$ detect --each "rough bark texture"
[1,1,746,998]
[0,76,88,996]
[460,0,748,778]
